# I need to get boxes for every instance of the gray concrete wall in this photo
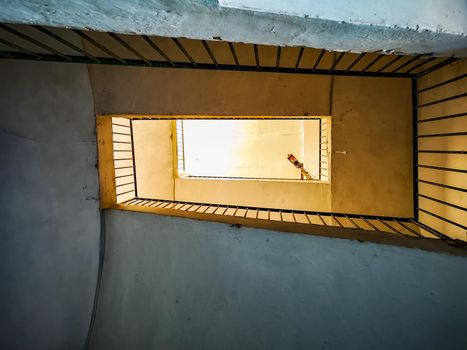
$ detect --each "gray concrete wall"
[90,210,467,350]
[0,60,100,349]
[1,0,466,56]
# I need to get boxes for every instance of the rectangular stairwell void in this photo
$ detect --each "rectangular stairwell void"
[0,22,463,252]
[101,116,330,206]
[96,114,439,246]
[176,119,328,181]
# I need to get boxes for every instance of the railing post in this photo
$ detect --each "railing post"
[129,119,138,198]
[412,77,419,221]
[319,118,322,181]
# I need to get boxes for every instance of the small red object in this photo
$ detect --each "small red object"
[287,153,302,168]
[287,153,314,180]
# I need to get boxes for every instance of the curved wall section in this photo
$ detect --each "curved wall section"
[0,60,100,350]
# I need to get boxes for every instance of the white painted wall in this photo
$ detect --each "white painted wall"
[221,0,467,35]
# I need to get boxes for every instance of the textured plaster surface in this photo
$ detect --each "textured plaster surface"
[0,60,100,350]
[331,76,413,216]
[89,210,467,350]
[0,0,466,56]
[221,0,467,35]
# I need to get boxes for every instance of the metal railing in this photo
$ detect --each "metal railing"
[319,117,329,181]
[175,120,185,176]
[107,114,455,241]
[414,61,467,241]
[112,118,137,203]
[174,117,328,182]
[1,22,464,242]
[118,197,443,239]
[0,23,461,78]
[108,102,463,241]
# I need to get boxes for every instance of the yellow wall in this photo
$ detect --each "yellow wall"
[132,120,174,200]
[89,59,412,216]
[331,76,412,216]
[88,67,332,116]
[417,60,466,240]
[175,177,331,211]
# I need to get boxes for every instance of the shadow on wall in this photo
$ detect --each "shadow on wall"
[0,60,100,350]
[88,210,467,350]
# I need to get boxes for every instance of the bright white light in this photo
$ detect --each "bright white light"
[181,119,320,179]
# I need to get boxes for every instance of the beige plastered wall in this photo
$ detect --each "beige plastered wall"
[417,60,466,240]
[89,61,412,216]
[331,76,412,216]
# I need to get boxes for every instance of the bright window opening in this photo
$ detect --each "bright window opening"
[176,118,329,181]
